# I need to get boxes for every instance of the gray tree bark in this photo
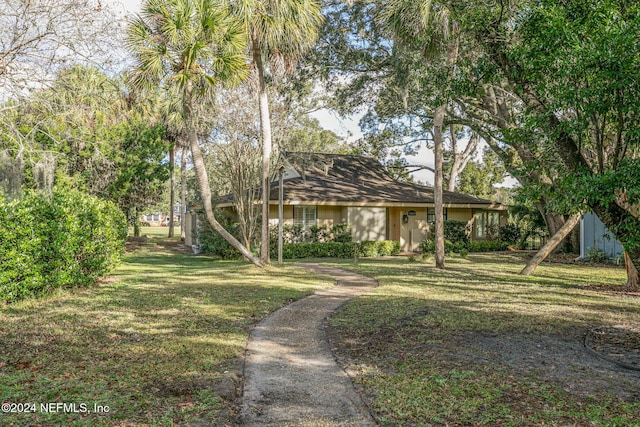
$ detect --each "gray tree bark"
[253,37,272,264]
[520,213,581,275]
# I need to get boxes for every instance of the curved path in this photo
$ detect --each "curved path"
[241,264,378,426]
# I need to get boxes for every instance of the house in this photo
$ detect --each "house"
[205,152,507,252]
[141,203,183,227]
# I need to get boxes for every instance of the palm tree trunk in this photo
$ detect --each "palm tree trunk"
[520,213,581,275]
[433,105,446,269]
[253,37,272,264]
[180,145,187,241]
[168,145,175,237]
[188,126,264,267]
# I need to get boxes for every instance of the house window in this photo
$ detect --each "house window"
[293,205,317,228]
[475,211,499,239]
[427,208,448,223]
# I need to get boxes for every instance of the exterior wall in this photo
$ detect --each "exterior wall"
[269,205,294,225]
[348,207,387,241]
[581,212,624,259]
[447,208,474,222]
[318,205,344,228]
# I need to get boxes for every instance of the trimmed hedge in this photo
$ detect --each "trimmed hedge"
[467,240,509,252]
[420,238,509,255]
[0,190,127,303]
[280,240,400,259]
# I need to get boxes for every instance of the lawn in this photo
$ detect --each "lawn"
[2,239,639,427]
[327,254,640,426]
[0,235,332,426]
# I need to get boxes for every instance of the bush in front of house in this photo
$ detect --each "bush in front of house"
[467,240,510,252]
[270,223,353,245]
[420,236,510,255]
[0,190,127,303]
[197,213,243,259]
[359,240,401,257]
[444,220,470,246]
[419,239,467,255]
[498,223,521,245]
[278,240,400,260]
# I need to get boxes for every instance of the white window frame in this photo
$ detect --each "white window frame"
[293,205,317,228]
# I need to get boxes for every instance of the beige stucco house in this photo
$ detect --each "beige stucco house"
[197,152,507,252]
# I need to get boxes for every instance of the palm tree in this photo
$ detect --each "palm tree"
[232,0,324,264]
[382,0,459,269]
[126,0,263,267]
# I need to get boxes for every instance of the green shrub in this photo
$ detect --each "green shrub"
[0,190,127,303]
[331,223,352,243]
[421,238,507,254]
[276,240,398,259]
[583,247,611,263]
[468,241,509,252]
[419,238,436,253]
[198,213,242,259]
[499,223,521,244]
[444,220,470,246]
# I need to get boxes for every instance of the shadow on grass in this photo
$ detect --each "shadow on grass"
[0,249,332,426]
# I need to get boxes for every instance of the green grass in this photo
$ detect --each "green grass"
[0,235,332,426]
[327,254,640,426]
[3,240,639,426]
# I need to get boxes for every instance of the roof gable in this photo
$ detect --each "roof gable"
[269,152,498,206]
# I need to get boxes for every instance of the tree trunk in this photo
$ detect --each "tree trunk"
[189,132,263,267]
[168,145,175,238]
[447,128,478,192]
[253,37,272,265]
[434,104,446,269]
[432,35,460,269]
[185,98,263,267]
[624,251,640,288]
[520,213,581,275]
[180,145,187,241]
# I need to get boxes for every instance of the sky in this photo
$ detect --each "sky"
[105,0,458,186]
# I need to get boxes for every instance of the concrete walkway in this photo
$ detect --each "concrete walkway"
[241,264,378,426]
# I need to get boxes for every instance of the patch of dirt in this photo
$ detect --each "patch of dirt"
[331,324,640,404]
[586,325,640,370]
[459,330,640,401]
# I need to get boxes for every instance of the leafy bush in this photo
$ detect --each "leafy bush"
[198,213,242,259]
[278,240,399,260]
[421,238,508,254]
[444,220,470,246]
[270,223,353,245]
[0,190,127,303]
[331,223,352,243]
[360,240,401,257]
[281,242,359,259]
[499,223,521,244]
[583,248,611,263]
[468,241,509,252]
[420,239,467,254]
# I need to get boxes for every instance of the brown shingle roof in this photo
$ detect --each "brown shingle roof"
[274,152,497,205]
[218,152,500,207]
